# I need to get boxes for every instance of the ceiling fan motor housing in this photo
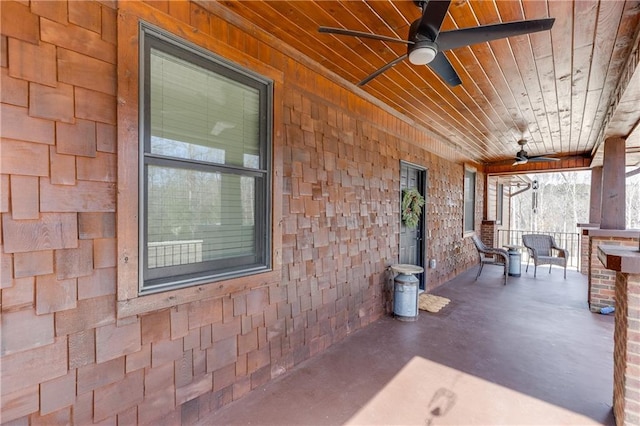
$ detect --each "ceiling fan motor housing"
[407,19,439,65]
[516,149,528,160]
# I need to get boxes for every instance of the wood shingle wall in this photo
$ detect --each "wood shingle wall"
[0,1,480,424]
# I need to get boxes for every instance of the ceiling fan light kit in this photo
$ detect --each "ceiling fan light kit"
[408,41,437,65]
[318,0,554,87]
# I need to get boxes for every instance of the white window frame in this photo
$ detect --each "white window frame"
[496,183,504,225]
[463,166,476,234]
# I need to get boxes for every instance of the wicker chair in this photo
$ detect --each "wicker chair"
[471,234,509,285]
[521,234,568,278]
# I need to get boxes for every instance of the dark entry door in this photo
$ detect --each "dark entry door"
[399,162,426,289]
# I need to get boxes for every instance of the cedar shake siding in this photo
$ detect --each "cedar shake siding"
[0,1,480,424]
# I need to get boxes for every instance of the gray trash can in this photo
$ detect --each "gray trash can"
[393,273,419,321]
[508,249,521,277]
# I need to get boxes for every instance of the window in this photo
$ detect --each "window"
[139,26,272,294]
[496,183,504,225]
[463,167,476,233]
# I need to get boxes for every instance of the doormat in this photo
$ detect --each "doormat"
[418,293,451,313]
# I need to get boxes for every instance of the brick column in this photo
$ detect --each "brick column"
[579,224,598,275]
[586,230,639,311]
[480,220,497,247]
[598,245,640,425]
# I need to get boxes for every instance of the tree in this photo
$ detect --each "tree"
[511,171,589,232]
[511,170,640,231]
[627,170,640,228]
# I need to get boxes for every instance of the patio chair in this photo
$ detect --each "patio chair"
[471,234,509,285]
[521,234,568,278]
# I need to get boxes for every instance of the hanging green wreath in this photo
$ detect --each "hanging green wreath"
[401,188,425,228]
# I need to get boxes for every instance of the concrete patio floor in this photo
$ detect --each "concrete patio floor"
[197,265,615,425]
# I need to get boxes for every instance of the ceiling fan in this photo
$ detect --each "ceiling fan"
[318,0,554,87]
[512,139,559,165]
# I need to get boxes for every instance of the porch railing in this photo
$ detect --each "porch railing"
[496,230,581,269]
[148,239,203,269]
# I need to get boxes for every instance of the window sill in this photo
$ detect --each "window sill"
[116,269,281,318]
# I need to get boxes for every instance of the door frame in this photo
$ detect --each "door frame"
[399,160,428,290]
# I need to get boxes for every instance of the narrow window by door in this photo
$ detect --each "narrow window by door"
[399,162,427,290]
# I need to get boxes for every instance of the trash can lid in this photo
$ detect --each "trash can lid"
[390,264,424,275]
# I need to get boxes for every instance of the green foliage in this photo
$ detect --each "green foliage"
[401,188,425,229]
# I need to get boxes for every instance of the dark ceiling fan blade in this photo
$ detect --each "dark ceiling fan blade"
[426,52,461,87]
[318,26,412,45]
[416,0,452,40]
[358,54,408,86]
[436,18,555,51]
[487,158,521,166]
[528,156,560,163]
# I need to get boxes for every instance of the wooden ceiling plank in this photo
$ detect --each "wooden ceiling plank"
[533,55,562,151]
[583,0,638,152]
[607,62,640,137]
[547,0,574,154]
[570,1,599,155]
[573,1,600,49]
[437,48,524,159]
[330,2,510,155]
[326,41,492,156]
[494,0,526,25]
[355,79,480,156]
[348,52,494,155]
[214,1,362,83]
[435,5,523,157]
[520,0,558,156]
[445,50,518,158]
[526,52,562,154]
[333,0,405,37]
[580,1,626,152]
[371,7,510,151]
[468,2,544,151]
[586,1,626,92]
[511,35,556,156]
[571,45,596,154]
[298,0,433,98]
[332,33,495,153]
[364,66,495,155]
[390,66,500,158]
[391,0,429,28]
[263,1,388,78]
[437,6,524,158]
[494,0,555,154]
[282,1,418,88]
[499,29,555,157]
[582,89,604,150]
[473,4,544,146]
[459,40,530,141]
[446,41,518,134]
[204,0,638,166]
[314,1,408,76]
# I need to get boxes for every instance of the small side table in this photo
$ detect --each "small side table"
[503,245,523,277]
[390,264,424,321]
